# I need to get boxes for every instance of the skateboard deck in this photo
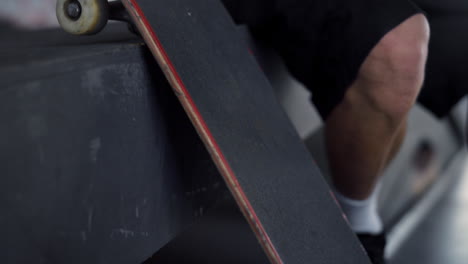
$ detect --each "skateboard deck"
[57,0,372,263]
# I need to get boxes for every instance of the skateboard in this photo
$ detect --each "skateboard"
[57,1,371,263]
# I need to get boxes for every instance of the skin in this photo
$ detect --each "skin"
[326,14,430,200]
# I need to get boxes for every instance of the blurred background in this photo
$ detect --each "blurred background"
[1,1,467,264]
[0,0,58,28]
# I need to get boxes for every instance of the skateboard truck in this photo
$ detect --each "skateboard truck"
[56,0,137,35]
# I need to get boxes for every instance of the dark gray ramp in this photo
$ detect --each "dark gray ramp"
[0,25,226,264]
[147,201,270,264]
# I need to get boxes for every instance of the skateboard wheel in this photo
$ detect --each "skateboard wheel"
[56,0,109,35]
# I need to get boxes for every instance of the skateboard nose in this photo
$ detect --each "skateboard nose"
[66,0,82,21]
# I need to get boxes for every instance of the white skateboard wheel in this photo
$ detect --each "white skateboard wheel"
[56,0,109,35]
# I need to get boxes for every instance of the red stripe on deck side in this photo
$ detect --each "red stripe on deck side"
[124,1,283,263]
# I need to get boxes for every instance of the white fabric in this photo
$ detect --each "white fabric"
[334,183,383,234]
